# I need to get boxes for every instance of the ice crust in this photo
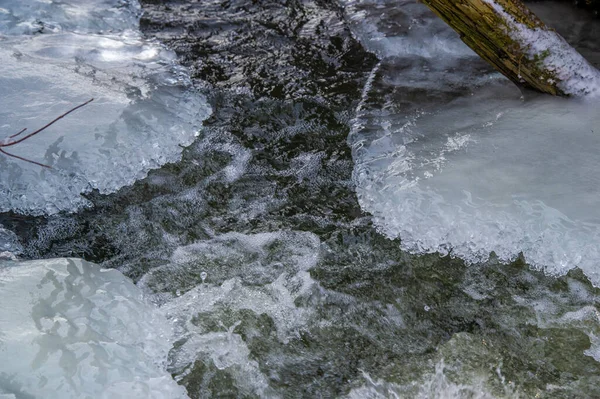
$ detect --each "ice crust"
[345,0,600,283]
[0,0,211,215]
[0,258,189,399]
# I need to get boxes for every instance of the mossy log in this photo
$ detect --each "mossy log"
[420,0,600,96]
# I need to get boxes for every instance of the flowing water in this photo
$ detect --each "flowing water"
[2,0,600,398]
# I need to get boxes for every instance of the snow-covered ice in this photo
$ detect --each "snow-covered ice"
[0,0,211,215]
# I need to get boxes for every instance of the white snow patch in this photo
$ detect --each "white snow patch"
[482,0,600,96]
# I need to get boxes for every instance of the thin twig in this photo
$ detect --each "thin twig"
[0,148,52,169]
[9,128,27,139]
[1,99,94,168]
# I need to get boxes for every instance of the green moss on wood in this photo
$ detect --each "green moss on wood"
[421,0,564,95]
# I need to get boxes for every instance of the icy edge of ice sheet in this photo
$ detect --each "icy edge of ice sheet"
[482,0,600,97]
[0,258,189,399]
[352,92,600,284]
[0,0,142,35]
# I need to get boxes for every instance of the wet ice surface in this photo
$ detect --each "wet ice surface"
[347,0,600,283]
[0,0,141,35]
[0,258,188,399]
[0,225,22,257]
[0,0,210,215]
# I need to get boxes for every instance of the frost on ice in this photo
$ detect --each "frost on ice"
[345,0,600,284]
[0,0,211,215]
[0,258,189,399]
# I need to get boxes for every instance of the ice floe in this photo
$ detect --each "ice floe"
[0,258,188,399]
[0,0,211,215]
[344,0,600,283]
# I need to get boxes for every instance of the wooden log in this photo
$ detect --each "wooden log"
[420,0,600,96]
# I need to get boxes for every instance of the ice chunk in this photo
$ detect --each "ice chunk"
[0,225,22,257]
[346,0,600,283]
[341,0,474,60]
[0,258,189,399]
[0,0,211,215]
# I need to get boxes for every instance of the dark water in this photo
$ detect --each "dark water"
[2,0,600,397]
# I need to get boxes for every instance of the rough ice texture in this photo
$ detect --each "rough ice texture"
[0,225,22,256]
[0,0,211,215]
[0,258,189,399]
[0,0,141,35]
[482,0,600,96]
[345,0,600,284]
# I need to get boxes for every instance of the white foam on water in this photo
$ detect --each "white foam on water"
[345,0,600,283]
[346,362,513,399]
[139,231,321,398]
[0,258,189,399]
[0,0,211,215]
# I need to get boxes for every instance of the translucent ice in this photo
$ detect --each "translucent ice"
[346,0,600,283]
[0,0,141,35]
[0,225,22,257]
[0,258,189,399]
[0,0,211,215]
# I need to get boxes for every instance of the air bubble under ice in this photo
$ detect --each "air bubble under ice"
[0,0,211,215]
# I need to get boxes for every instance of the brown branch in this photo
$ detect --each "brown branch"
[0,148,53,169]
[1,99,94,168]
[9,128,27,139]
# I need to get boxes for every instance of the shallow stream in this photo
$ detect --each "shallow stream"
[2,0,600,398]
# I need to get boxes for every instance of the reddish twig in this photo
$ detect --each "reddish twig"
[1,99,94,168]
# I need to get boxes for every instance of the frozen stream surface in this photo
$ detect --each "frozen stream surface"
[0,258,188,399]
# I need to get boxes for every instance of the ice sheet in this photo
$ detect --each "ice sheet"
[0,0,211,215]
[0,258,189,399]
[345,0,600,282]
